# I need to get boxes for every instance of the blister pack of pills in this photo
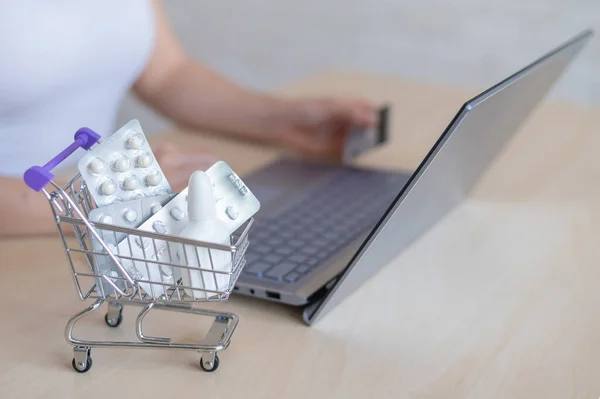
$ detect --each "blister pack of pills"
[206,161,261,234]
[113,161,260,298]
[89,193,176,296]
[115,190,190,298]
[77,119,173,207]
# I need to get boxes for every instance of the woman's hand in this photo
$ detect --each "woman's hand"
[272,97,377,160]
[138,2,378,162]
[153,143,220,192]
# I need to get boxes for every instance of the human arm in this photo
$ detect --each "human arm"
[0,1,376,238]
[133,0,376,158]
[0,176,67,237]
[0,144,218,238]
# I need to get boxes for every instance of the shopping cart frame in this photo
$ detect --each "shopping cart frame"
[24,127,252,373]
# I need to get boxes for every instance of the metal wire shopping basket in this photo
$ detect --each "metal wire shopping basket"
[24,128,252,373]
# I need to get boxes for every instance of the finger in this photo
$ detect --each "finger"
[154,142,179,157]
[327,99,377,128]
[166,155,220,180]
[166,164,214,190]
[159,151,221,191]
[282,127,344,159]
[284,129,331,156]
[355,101,378,126]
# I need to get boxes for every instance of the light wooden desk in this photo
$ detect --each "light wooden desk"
[2,71,600,398]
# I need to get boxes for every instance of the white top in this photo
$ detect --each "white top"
[187,170,217,221]
[0,1,155,177]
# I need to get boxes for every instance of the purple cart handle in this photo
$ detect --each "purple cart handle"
[23,128,101,191]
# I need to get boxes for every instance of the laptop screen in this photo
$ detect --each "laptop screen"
[305,29,594,325]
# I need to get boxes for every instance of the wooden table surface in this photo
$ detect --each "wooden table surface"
[2,70,600,398]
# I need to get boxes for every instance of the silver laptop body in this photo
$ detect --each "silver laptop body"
[234,29,593,325]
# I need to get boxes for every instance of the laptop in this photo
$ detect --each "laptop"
[234,29,594,325]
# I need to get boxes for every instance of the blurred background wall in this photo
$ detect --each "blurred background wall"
[117,0,600,134]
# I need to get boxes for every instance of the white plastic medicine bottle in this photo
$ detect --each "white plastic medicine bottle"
[178,171,232,299]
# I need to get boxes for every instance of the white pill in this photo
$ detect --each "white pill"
[151,203,162,214]
[145,171,162,186]
[137,153,153,168]
[88,158,106,174]
[101,215,113,224]
[226,205,239,220]
[153,221,167,234]
[135,236,150,249]
[99,180,116,196]
[109,271,118,278]
[123,209,138,223]
[112,157,130,173]
[126,134,144,149]
[170,207,184,221]
[122,177,139,191]
[128,267,142,280]
[130,192,144,200]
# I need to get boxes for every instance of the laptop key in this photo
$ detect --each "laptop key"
[316,251,330,261]
[288,254,308,264]
[264,222,280,232]
[245,261,272,277]
[323,231,338,240]
[254,245,272,254]
[275,246,295,256]
[312,239,328,248]
[300,246,319,255]
[288,239,305,248]
[263,254,284,264]
[254,229,270,240]
[290,223,304,232]
[245,252,260,264]
[306,257,319,267]
[284,272,300,283]
[332,225,346,233]
[280,230,295,239]
[298,232,315,241]
[265,262,298,280]
[295,265,310,274]
[267,237,284,246]
[313,224,329,234]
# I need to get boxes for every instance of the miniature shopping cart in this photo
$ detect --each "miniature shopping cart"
[24,128,252,373]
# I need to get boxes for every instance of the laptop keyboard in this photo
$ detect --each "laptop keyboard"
[243,169,407,285]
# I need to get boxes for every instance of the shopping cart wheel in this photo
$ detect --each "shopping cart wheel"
[72,347,92,373]
[104,312,123,327]
[200,353,220,372]
[104,302,123,327]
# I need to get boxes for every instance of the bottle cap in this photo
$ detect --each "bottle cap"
[187,170,216,221]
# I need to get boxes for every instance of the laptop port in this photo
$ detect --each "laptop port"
[266,291,281,300]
